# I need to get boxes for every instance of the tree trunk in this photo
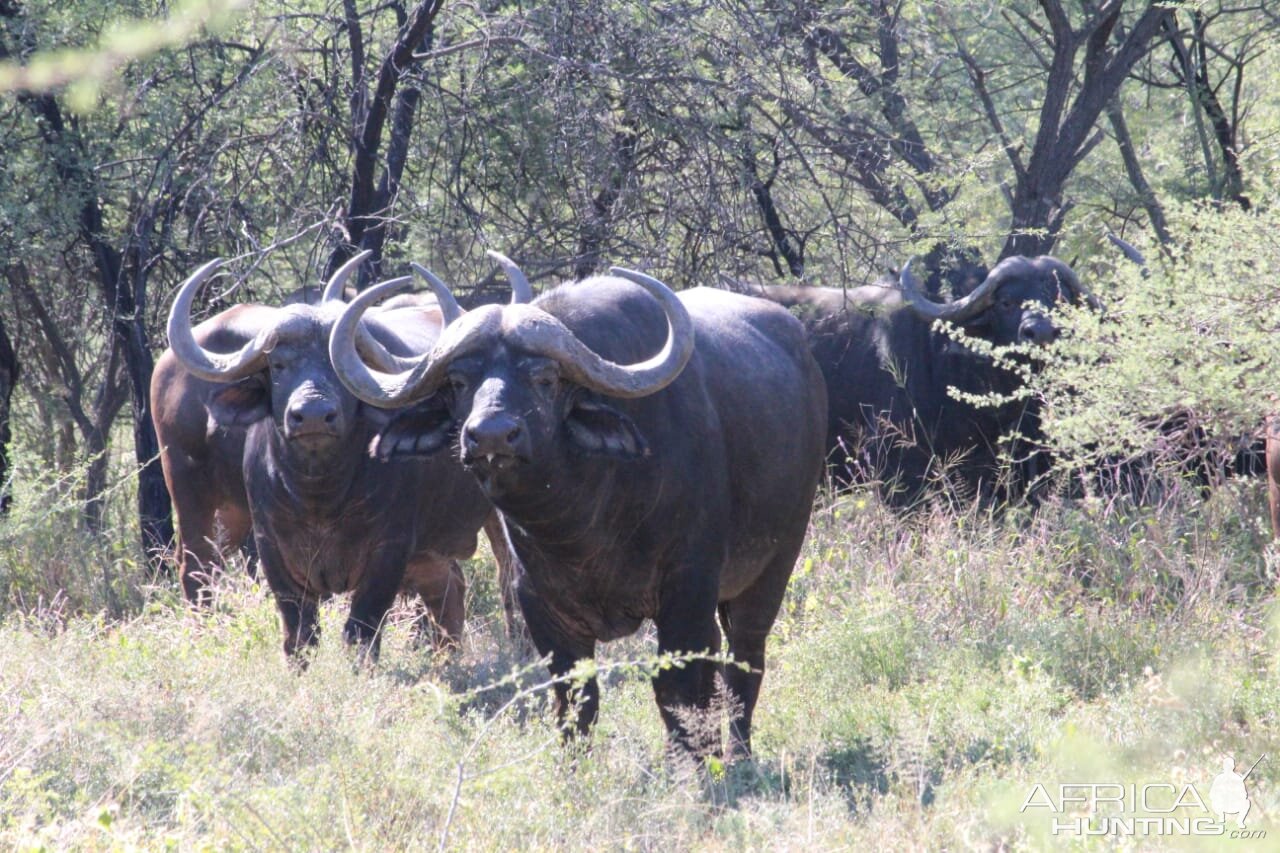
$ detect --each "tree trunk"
[328,0,443,284]
[575,130,639,279]
[992,2,1173,259]
[0,314,16,514]
[13,88,173,556]
[1106,98,1172,247]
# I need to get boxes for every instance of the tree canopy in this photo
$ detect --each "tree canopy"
[2,0,1279,540]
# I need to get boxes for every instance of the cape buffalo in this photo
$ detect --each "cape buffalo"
[154,253,518,659]
[329,252,827,758]
[757,255,1092,508]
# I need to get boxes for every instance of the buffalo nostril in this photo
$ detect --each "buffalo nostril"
[1019,320,1055,344]
[288,398,340,431]
[465,414,524,457]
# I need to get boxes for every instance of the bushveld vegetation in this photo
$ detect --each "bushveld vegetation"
[3,0,1280,849]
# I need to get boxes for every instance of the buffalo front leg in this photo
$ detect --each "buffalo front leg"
[253,534,321,663]
[344,551,410,665]
[654,579,723,760]
[519,582,598,739]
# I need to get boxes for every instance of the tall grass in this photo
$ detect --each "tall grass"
[1,469,1277,849]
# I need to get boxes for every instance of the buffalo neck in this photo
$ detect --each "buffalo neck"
[486,451,658,566]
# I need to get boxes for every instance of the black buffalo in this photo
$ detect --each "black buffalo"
[757,255,1092,508]
[329,253,827,757]
[155,253,517,659]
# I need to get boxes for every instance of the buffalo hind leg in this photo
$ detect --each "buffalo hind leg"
[718,549,798,759]
[402,555,466,652]
[177,503,251,606]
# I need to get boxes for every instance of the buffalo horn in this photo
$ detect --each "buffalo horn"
[331,261,696,407]
[900,258,1003,324]
[488,257,696,397]
[167,259,279,382]
[486,250,534,304]
[329,276,455,406]
[322,249,372,303]
[411,263,464,325]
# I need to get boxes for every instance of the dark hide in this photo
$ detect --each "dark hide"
[152,293,514,659]
[1083,413,1266,505]
[757,255,1085,508]
[920,243,988,301]
[372,278,827,758]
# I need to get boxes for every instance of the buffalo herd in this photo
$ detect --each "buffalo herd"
[150,245,1253,759]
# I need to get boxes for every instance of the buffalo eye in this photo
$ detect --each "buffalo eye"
[447,373,469,394]
[533,371,558,391]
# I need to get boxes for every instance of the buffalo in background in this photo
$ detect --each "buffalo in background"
[329,253,827,758]
[153,253,518,659]
[755,251,1092,509]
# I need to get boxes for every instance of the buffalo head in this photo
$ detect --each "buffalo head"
[166,251,426,457]
[329,252,695,496]
[901,254,1093,348]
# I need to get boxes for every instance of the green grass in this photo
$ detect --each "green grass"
[2,478,1279,850]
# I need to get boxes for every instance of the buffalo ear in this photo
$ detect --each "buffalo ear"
[207,380,270,432]
[565,398,649,460]
[371,400,456,461]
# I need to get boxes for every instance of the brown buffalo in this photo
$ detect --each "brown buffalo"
[153,253,519,657]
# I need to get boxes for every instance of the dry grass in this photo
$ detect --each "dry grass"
[1,472,1278,850]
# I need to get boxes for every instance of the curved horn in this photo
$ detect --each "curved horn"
[486,250,534,304]
[322,249,372,303]
[900,257,1002,324]
[525,265,694,398]
[330,276,469,407]
[332,264,696,406]
[1105,230,1147,267]
[167,258,278,382]
[411,263,464,325]
[353,276,423,374]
